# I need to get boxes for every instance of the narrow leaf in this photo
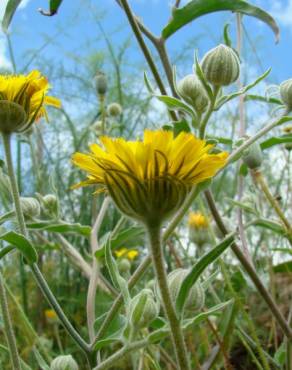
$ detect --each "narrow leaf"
[162,0,279,41]
[0,245,15,260]
[2,0,23,32]
[27,221,91,236]
[155,95,196,118]
[176,234,234,315]
[0,231,37,263]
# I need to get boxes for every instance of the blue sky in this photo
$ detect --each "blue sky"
[0,0,292,86]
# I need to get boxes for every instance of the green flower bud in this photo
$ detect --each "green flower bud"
[167,269,205,312]
[43,194,59,217]
[0,101,27,134]
[50,355,79,370]
[242,141,263,169]
[129,289,159,329]
[20,197,41,218]
[177,74,209,112]
[107,102,123,117]
[94,73,107,96]
[201,44,240,86]
[280,79,292,111]
[118,258,131,274]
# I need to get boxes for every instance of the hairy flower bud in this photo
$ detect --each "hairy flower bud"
[167,269,205,312]
[43,194,59,218]
[107,102,123,117]
[280,79,292,111]
[242,141,263,169]
[94,73,107,96]
[50,355,79,370]
[201,44,240,86]
[0,101,27,133]
[129,289,159,329]
[20,197,41,218]
[118,258,131,274]
[177,74,209,112]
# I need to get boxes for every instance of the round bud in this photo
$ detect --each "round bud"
[43,194,59,217]
[0,101,27,133]
[201,44,240,86]
[50,355,79,370]
[242,142,263,169]
[107,102,123,117]
[280,79,292,110]
[118,258,131,274]
[177,75,209,112]
[129,289,159,329]
[20,197,41,218]
[94,73,107,96]
[167,269,205,312]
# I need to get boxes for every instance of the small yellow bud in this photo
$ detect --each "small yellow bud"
[107,102,123,117]
[117,258,131,274]
[0,101,27,133]
[129,289,159,329]
[201,44,240,86]
[20,197,41,218]
[50,355,79,370]
[177,75,209,112]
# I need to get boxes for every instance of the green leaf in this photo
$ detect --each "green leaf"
[173,119,191,136]
[162,0,279,41]
[274,341,286,366]
[225,198,257,215]
[215,68,271,109]
[251,218,286,236]
[32,348,50,370]
[38,0,63,16]
[271,248,292,256]
[26,221,91,236]
[0,245,15,260]
[93,336,123,351]
[148,301,231,343]
[223,23,232,47]
[2,0,23,32]
[194,50,213,99]
[0,231,37,263]
[244,94,283,105]
[176,234,234,315]
[96,227,144,258]
[261,135,292,150]
[155,95,196,118]
[273,260,292,273]
[144,71,155,94]
[0,210,15,226]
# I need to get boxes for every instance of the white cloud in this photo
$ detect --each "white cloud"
[269,0,292,28]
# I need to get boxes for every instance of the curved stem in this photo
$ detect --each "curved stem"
[0,271,22,370]
[204,189,292,340]
[87,197,110,342]
[147,224,190,370]
[1,133,92,357]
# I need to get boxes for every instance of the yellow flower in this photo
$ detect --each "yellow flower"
[72,130,228,225]
[44,309,57,320]
[115,248,139,261]
[188,212,209,229]
[0,70,61,133]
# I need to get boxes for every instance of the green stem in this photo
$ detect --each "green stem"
[199,87,219,139]
[93,185,202,345]
[147,224,190,370]
[0,271,22,370]
[1,132,92,358]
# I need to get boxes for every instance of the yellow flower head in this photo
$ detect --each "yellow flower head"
[72,130,228,225]
[188,211,209,229]
[115,248,139,261]
[0,70,61,133]
[44,309,57,320]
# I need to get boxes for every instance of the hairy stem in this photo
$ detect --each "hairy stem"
[147,224,190,370]
[1,132,92,357]
[0,271,21,370]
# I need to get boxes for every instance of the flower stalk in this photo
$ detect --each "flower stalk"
[1,132,92,359]
[0,271,22,370]
[146,223,190,370]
